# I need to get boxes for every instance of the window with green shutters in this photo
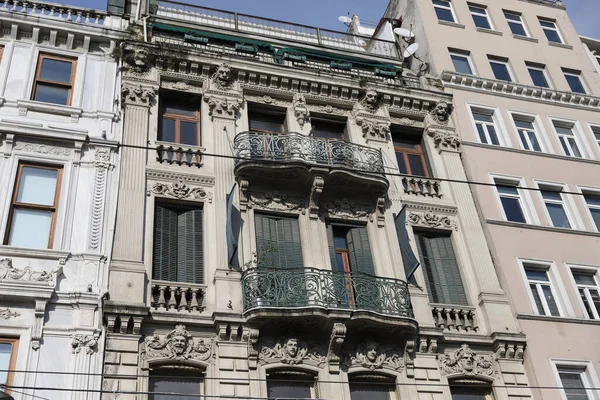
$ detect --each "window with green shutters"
[153,203,204,284]
[254,213,303,269]
[414,231,467,305]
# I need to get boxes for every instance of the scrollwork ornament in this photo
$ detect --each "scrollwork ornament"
[259,336,326,367]
[428,130,461,151]
[205,95,241,118]
[122,84,155,106]
[249,191,306,213]
[149,179,211,201]
[439,344,496,377]
[320,198,371,220]
[0,308,20,320]
[71,334,99,355]
[144,324,212,362]
[408,211,456,230]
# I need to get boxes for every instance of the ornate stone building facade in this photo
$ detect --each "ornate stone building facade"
[0,1,126,399]
[102,1,534,400]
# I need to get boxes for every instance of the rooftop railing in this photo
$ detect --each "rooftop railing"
[0,0,106,25]
[241,267,413,318]
[150,0,399,59]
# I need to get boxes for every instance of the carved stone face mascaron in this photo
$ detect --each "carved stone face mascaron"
[285,338,299,357]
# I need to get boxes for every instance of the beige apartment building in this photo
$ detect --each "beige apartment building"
[385,0,600,400]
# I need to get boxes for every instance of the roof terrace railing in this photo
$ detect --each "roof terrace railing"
[150,0,400,59]
[0,0,106,25]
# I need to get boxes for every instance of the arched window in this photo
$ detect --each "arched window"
[148,367,204,400]
[450,379,494,400]
[349,373,397,400]
[266,370,318,399]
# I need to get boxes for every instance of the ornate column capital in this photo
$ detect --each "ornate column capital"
[204,93,242,120]
[425,101,461,152]
[121,83,156,107]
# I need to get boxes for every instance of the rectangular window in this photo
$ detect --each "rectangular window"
[539,18,564,43]
[553,121,583,158]
[494,179,528,223]
[255,214,303,269]
[449,50,474,75]
[153,203,204,284]
[32,53,77,105]
[504,11,528,37]
[393,133,429,176]
[158,93,201,146]
[451,386,494,400]
[6,163,62,249]
[267,373,315,399]
[469,4,492,29]
[470,108,500,145]
[433,0,455,23]
[311,118,346,140]
[248,107,286,134]
[592,126,600,150]
[563,69,587,94]
[149,371,202,400]
[557,367,592,400]
[526,63,551,88]
[540,186,572,229]
[524,264,560,316]
[488,56,513,82]
[572,270,600,320]
[583,191,600,231]
[512,116,542,151]
[415,231,467,306]
[0,338,18,390]
[350,381,395,400]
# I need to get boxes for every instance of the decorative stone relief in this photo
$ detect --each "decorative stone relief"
[245,328,260,370]
[309,176,325,219]
[210,63,234,91]
[161,80,202,93]
[31,298,47,350]
[439,344,496,377]
[204,95,241,118]
[259,336,326,367]
[145,324,213,363]
[0,308,20,320]
[0,258,63,287]
[245,94,288,107]
[356,118,390,140]
[149,179,212,202]
[71,334,99,355]
[293,93,310,128]
[309,104,346,116]
[248,191,306,213]
[408,211,457,230]
[356,88,381,114]
[122,83,156,106]
[327,323,346,373]
[88,149,112,251]
[320,198,371,221]
[428,101,453,126]
[13,142,71,156]
[345,340,406,371]
[428,130,461,151]
[122,48,150,74]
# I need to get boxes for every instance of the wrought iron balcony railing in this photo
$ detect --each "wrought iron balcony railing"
[241,267,413,318]
[234,131,384,174]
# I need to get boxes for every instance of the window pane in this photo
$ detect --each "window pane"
[546,203,571,228]
[530,283,546,314]
[574,273,596,286]
[9,208,53,248]
[555,125,574,136]
[249,112,285,133]
[500,197,526,223]
[579,288,595,319]
[350,383,392,400]
[267,380,311,398]
[527,131,541,151]
[158,118,176,143]
[490,61,512,82]
[541,190,562,201]
[395,152,409,174]
[542,285,560,316]
[568,137,582,158]
[472,112,493,123]
[497,184,519,196]
[451,54,473,74]
[180,121,199,146]
[559,372,589,400]
[408,154,427,176]
[565,74,586,94]
[514,119,534,130]
[435,7,455,22]
[590,289,600,318]
[584,194,600,207]
[149,376,201,400]
[0,343,11,385]
[312,120,345,140]
[526,269,550,281]
[476,124,487,143]
[529,68,550,87]
[35,83,70,105]
[450,386,491,400]
[589,208,600,230]
[472,15,491,29]
[487,125,499,145]
[17,167,58,205]
[163,102,197,117]
[508,21,527,36]
[39,58,73,83]
[543,28,562,43]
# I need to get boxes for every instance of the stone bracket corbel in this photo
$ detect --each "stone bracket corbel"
[376,195,386,227]
[327,322,347,374]
[405,339,416,378]
[239,179,250,211]
[309,175,325,220]
[31,298,49,350]
[244,327,260,370]
[3,133,14,158]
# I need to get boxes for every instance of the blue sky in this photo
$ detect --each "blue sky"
[73,0,600,39]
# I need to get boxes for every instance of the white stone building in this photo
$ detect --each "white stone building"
[0,2,126,399]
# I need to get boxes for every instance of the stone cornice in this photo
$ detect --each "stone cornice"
[441,70,600,110]
[146,168,215,186]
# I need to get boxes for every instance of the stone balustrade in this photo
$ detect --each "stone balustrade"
[431,304,479,333]
[402,176,442,198]
[151,280,206,313]
[1,0,106,25]
[156,143,203,167]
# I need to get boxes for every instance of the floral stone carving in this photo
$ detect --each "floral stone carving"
[122,83,155,106]
[145,324,212,362]
[0,258,63,287]
[346,340,406,371]
[440,344,495,377]
[0,308,20,320]
[249,191,306,213]
[408,211,456,230]
[259,336,326,366]
[71,334,99,355]
[149,179,211,201]
[204,95,241,118]
[320,198,371,220]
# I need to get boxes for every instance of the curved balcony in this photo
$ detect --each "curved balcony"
[234,132,388,194]
[241,267,416,329]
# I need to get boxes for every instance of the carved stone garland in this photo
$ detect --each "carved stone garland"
[258,336,326,367]
[320,198,371,221]
[149,179,213,203]
[439,344,496,377]
[245,190,306,214]
[408,211,457,230]
[144,324,213,363]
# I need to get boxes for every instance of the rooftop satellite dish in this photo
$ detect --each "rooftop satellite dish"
[403,42,419,58]
[393,27,414,38]
[338,16,352,25]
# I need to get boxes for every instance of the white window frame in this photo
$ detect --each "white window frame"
[508,112,549,152]
[433,0,458,23]
[563,69,589,95]
[449,50,476,75]
[550,118,590,159]
[567,264,600,320]
[504,10,530,37]
[490,174,538,224]
[525,63,552,88]
[518,259,569,317]
[533,181,582,230]
[589,123,600,152]
[468,3,494,30]
[488,56,515,82]
[551,360,600,400]
[467,104,511,146]
[539,18,565,44]
[578,185,600,232]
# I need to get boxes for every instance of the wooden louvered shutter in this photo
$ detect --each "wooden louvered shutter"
[326,223,338,270]
[415,232,467,305]
[153,205,178,282]
[254,214,303,269]
[254,213,277,268]
[278,216,303,269]
[346,227,375,275]
[178,209,204,284]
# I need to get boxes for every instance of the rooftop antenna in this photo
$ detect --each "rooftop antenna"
[338,14,352,26]
[403,42,419,58]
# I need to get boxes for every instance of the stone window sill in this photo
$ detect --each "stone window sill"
[548,41,573,50]
[517,313,600,326]
[0,245,71,260]
[485,219,600,237]
[513,34,538,43]
[438,20,466,29]
[17,99,83,122]
[476,27,502,36]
